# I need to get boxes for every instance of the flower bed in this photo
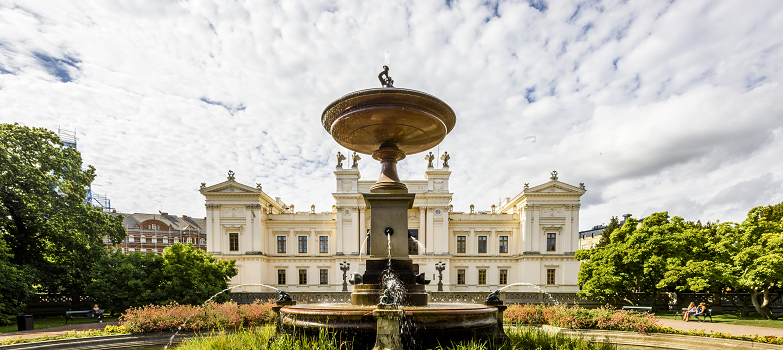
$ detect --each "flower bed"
[119,300,275,333]
[504,304,658,333]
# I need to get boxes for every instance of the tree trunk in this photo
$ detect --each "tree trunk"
[728,291,750,317]
[750,288,777,320]
[648,292,660,312]
[710,289,723,314]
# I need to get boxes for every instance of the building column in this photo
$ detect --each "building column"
[289,229,294,255]
[426,207,435,255]
[351,208,360,254]
[419,207,426,255]
[564,206,572,252]
[489,229,496,256]
[438,209,449,255]
[206,205,214,252]
[359,208,366,253]
[336,207,343,255]
[468,229,475,255]
[308,228,315,255]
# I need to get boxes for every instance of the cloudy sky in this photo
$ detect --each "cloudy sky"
[2,0,782,229]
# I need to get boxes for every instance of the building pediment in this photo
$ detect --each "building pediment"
[527,182,582,194]
[202,182,260,194]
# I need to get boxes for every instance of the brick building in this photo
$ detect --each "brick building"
[108,213,207,254]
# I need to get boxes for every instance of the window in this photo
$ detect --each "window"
[478,236,487,253]
[457,269,465,284]
[278,269,286,285]
[174,237,180,243]
[457,236,466,253]
[277,236,286,253]
[128,236,135,243]
[320,269,328,285]
[187,237,193,244]
[299,269,307,285]
[319,236,328,253]
[141,248,146,252]
[478,269,486,284]
[200,238,205,245]
[129,248,135,252]
[499,269,508,285]
[408,229,418,255]
[298,236,307,253]
[229,233,239,251]
[547,269,556,285]
[163,237,168,244]
[546,233,556,251]
[499,236,508,253]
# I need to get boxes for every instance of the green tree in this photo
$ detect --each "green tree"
[0,236,33,325]
[159,243,238,305]
[0,123,125,299]
[577,213,705,308]
[595,216,620,248]
[86,249,163,314]
[732,203,783,319]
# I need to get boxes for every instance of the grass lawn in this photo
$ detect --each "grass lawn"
[654,311,783,329]
[0,315,119,334]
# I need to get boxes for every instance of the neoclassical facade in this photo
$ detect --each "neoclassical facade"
[201,164,585,293]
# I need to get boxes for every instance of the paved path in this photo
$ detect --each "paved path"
[657,317,783,338]
[0,322,119,342]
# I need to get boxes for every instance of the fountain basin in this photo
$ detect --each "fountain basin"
[280,303,500,350]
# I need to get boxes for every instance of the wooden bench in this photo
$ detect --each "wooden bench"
[674,308,712,322]
[622,306,652,314]
[65,310,103,324]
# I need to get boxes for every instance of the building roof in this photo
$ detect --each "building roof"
[114,212,206,232]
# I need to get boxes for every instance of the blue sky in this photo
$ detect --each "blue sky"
[1,0,782,229]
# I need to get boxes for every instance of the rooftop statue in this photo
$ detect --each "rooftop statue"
[425,152,435,168]
[336,152,346,168]
[441,152,450,167]
[352,152,361,168]
[378,65,394,87]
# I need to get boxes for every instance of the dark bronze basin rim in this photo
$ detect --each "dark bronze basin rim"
[321,87,457,134]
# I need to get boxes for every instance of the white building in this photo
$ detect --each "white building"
[200,163,585,293]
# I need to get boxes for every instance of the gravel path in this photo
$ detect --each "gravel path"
[0,322,120,341]
[657,317,783,338]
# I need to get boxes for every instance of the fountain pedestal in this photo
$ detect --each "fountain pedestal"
[484,300,510,345]
[372,305,404,350]
[273,300,296,333]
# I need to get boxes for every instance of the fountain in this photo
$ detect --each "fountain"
[278,65,509,350]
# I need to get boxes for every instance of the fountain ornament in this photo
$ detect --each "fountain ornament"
[279,65,507,350]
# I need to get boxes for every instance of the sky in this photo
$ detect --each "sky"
[1,0,782,230]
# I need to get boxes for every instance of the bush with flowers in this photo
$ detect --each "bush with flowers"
[119,299,274,333]
[504,304,658,333]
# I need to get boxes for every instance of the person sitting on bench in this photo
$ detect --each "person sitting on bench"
[683,302,697,322]
[92,304,104,322]
[693,302,707,321]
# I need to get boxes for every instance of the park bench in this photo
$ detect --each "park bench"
[622,306,652,314]
[674,308,712,322]
[65,310,103,324]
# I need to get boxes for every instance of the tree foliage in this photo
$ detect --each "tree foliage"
[87,243,237,313]
[0,236,33,325]
[596,216,620,248]
[577,203,783,319]
[0,123,125,299]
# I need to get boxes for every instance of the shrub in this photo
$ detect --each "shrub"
[119,299,274,333]
[504,304,658,333]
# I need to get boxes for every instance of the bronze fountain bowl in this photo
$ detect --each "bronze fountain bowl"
[321,88,456,157]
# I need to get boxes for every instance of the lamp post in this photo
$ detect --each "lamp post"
[339,261,350,292]
[435,261,446,291]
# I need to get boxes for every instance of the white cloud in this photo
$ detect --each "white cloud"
[1,0,782,228]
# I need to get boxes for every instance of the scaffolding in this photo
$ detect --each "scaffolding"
[58,126,114,212]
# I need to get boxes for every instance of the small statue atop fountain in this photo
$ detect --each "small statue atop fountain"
[440,152,450,167]
[351,152,361,168]
[424,152,435,168]
[337,152,346,168]
[378,65,394,88]
[277,290,293,302]
[379,288,396,306]
[486,290,501,303]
